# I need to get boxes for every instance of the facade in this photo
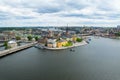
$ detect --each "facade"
[47,39,57,48]
[47,42,53,48]
[0,34,8,41]
[57,42,62,48]
[38,37,48,44]
[66,37,72,41]
[57,40,67,48]
[72,35,77,42]
[8,40,17,48]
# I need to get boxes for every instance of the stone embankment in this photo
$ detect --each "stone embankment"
[0,42,36,57]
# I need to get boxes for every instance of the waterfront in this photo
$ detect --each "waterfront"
[0,37,120,80]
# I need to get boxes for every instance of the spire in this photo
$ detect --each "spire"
[66,24,69,35]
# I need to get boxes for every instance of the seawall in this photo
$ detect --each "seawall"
[0,42,36,57]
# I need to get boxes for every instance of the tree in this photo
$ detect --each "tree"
[4,41,10,49]
[4,41,8,47]
[56,38,61,42]
[63,41,73,47]
[35,36,39,41]
[76,38,83,42]
[16,36,21,40]
[115,32,120,36]
[27,36,32,41]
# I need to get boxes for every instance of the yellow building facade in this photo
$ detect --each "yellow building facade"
[57,40,68,48]
[72,36,77,42]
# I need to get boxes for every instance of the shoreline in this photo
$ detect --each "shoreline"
[37,41,88,50]
[0,42,36,57]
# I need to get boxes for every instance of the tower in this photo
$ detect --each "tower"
[66,24,69,35]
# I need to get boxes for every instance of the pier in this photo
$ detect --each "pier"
[0,42,36,57]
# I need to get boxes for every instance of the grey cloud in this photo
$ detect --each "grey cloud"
[0,0,120,27]
[60,13,106,19]
[0,11,11,20]
[15,16,36,19]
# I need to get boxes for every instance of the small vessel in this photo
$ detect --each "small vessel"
[34,44,45,49]
[70,48,75,52]
[86,41,89,44]
[88,38,91,41]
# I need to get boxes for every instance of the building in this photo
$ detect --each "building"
[47,42,53,48]
[38,37,48,44]
[47,39,57,48]
[0,34,8,41]
[117,25,120,29]
[48,30,54,37]
[72,35,77,42]
[57,39,67,48]
[8,40,17,48]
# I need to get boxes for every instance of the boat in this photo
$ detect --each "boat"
[86,41,89,44]
[34,44,45,49]
[88,38,91,41]
[70,48,75,52]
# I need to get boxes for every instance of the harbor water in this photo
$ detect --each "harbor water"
[0,37,120,80]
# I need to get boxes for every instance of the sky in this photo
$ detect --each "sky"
[0,0,120,27]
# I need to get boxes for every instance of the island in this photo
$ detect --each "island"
[35,28,88,50]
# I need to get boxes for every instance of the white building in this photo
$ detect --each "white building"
[8,40,17,48]
[47,39,57,48]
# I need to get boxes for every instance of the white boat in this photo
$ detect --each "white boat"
[34,44,45,49]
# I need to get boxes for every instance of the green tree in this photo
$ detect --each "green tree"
[4,41,10,49]
[35,36,39,41]
[76,38,83,42]
[27,36,32,41]
[63,41,73,47]
[115,32,120,36]
[16,36,21,40]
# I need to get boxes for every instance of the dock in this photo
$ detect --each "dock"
[0,42,37,57]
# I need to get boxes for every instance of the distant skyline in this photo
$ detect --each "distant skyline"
[0,0,120,27]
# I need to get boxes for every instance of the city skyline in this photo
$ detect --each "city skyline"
[0,0,120,27]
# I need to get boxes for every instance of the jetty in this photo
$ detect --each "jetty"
[0,42,36,57]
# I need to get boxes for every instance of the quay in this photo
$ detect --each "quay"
[0,42,37,57]
[35,41,88,50]
[45,41,87,50]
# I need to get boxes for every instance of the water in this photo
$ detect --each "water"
[0,46,4,51]
[0,37,120,80]
[0,42,4,51]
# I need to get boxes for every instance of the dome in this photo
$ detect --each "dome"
[8,40,17,44]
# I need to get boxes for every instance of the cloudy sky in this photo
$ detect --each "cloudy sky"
[0,0,120,27]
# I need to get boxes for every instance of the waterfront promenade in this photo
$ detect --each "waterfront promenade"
[0,42,36,57]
